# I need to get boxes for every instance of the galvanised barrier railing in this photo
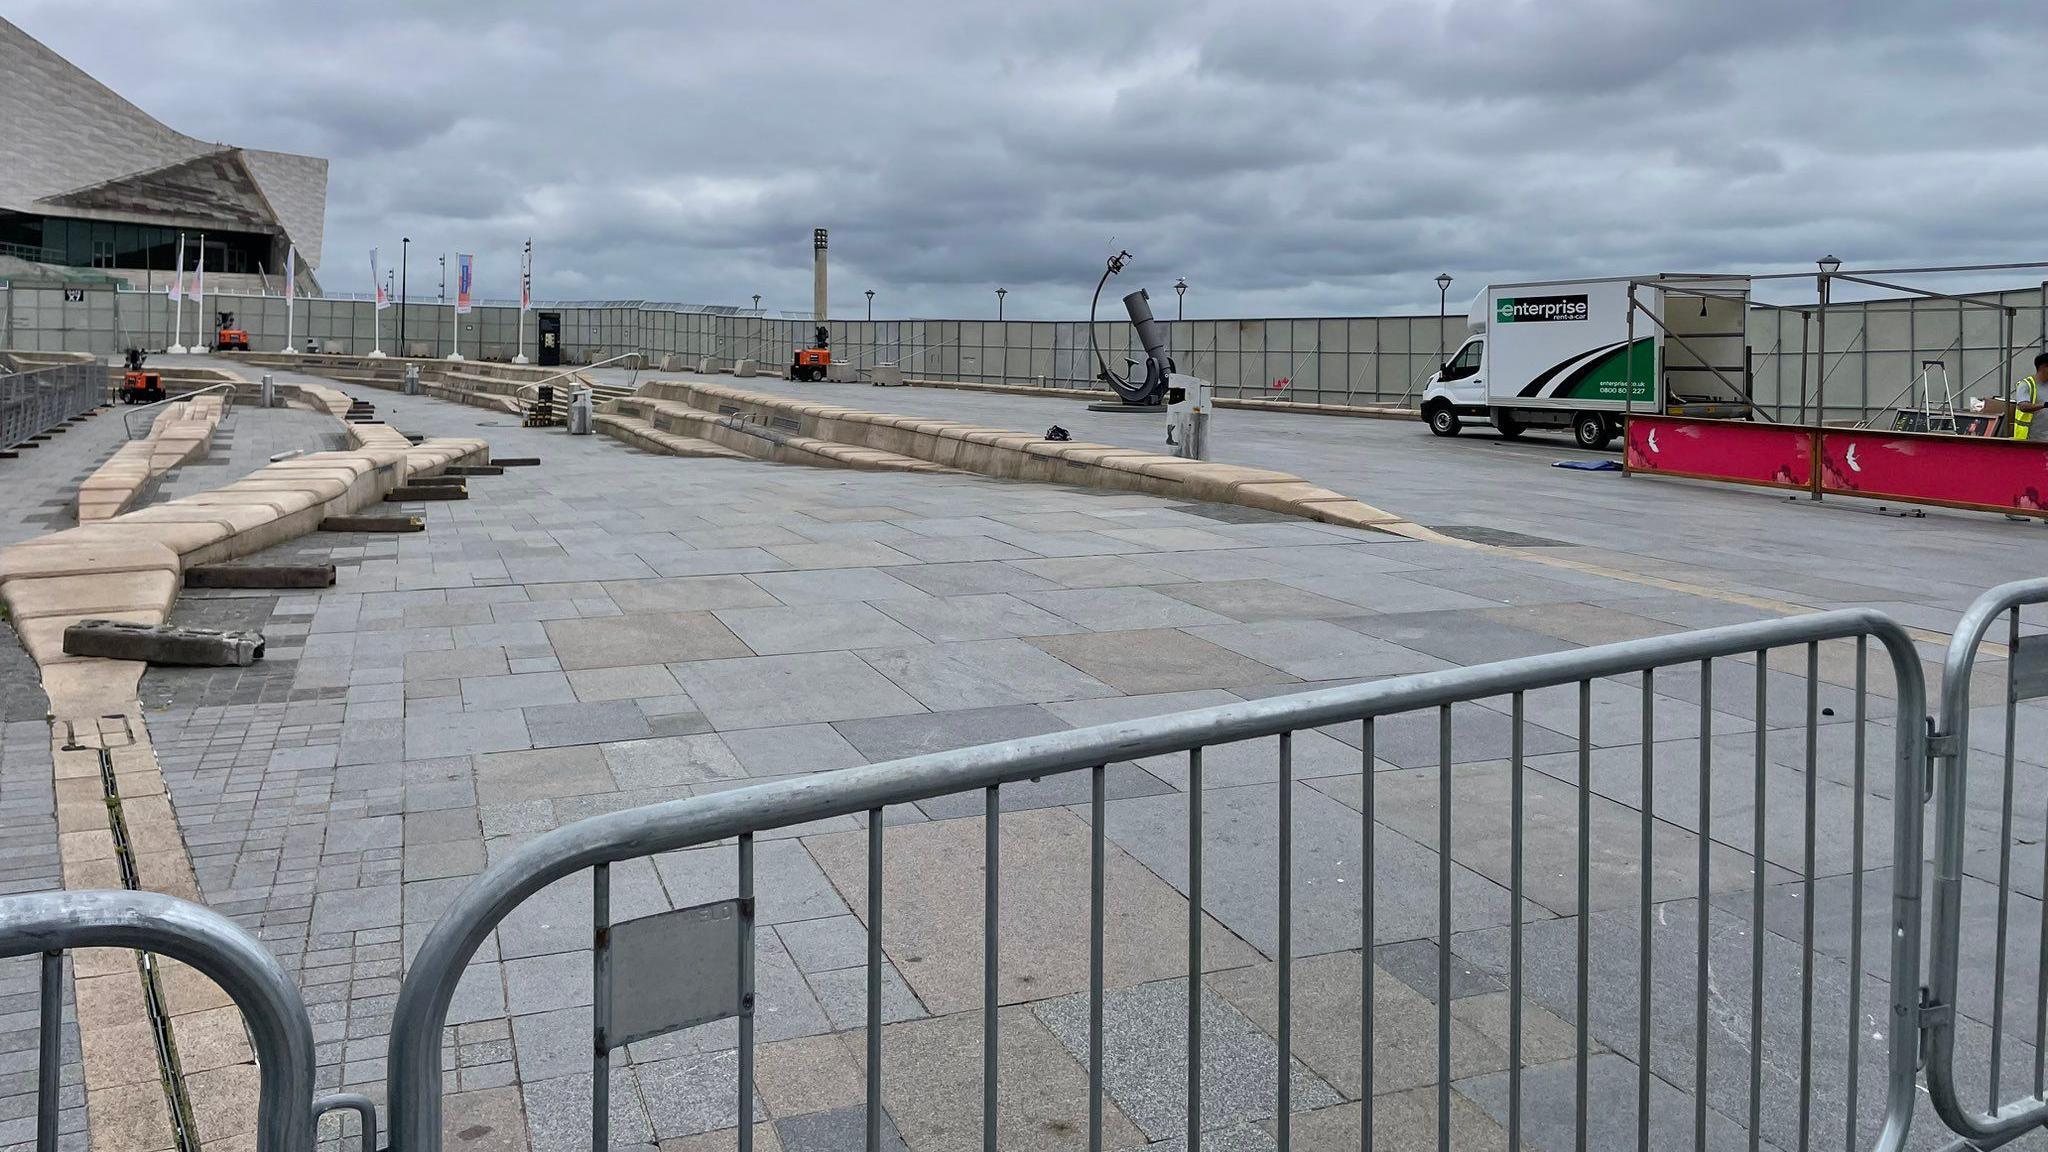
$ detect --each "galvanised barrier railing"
[0,362,100,449]
[386,608,1929,1152]
[1927,577,2048,1149]
[7,604,2008,1152]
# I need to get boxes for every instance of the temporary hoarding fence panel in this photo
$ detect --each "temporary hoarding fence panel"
[1623,413,1816,491]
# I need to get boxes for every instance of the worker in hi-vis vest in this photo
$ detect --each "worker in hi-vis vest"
[2012,352,2048,440]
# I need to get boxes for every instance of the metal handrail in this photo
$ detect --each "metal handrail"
[508,352,640,400]
[121,380,239,439]
[1927,577,2048,1149]
[0,890,317,1152]
[386,607,1930,1152]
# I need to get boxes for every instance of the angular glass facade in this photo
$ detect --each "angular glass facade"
[0,210,271,273]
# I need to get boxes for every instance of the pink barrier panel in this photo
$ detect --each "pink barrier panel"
[1623,414,1814,491]
[1820,427,2048,517]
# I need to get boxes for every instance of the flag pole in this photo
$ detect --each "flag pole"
[512,239,531,364]
[281,245,298,354]
[167,232,188,353]
[194,232,208,351]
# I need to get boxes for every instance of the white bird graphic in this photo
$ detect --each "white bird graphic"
[1846,444,1861,473]
[1647,429,1660,454]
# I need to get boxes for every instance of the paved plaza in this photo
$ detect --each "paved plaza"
[4,371,2047,1152]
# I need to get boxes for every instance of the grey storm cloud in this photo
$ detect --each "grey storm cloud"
[12,0,2048,316]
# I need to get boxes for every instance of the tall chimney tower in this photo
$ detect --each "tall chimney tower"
[812,228,829,329]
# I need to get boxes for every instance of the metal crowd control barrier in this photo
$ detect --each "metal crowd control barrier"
[0,890,319,1152]
[385,608,1929,1152]
[1927,577,2048,1149]
[0,362,100,450]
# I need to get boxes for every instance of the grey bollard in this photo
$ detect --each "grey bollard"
[260,372,276,408]
[403,364,422,395]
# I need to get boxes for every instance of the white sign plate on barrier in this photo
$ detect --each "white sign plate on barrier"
[603,898,748,1050]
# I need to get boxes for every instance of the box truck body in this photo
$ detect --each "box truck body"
[1420,275,1751,448]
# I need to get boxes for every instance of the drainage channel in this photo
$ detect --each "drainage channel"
[71,718,204,1152]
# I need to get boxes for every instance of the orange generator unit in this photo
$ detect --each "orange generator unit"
[790,325,831,381]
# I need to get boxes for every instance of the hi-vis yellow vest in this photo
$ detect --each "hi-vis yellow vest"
[2016,375,2039,440]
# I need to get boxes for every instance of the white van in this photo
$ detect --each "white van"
[1420,275,1752,449]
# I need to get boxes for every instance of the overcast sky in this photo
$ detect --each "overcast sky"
[15,1,2047,317]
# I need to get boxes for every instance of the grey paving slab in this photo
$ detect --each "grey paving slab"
[869,592,1088,642]
[473,745,617,807]
[597,734,745,789]
[803,807,1262,1016]
[544,611,752,670]
[1024,629,1297,695]
[406,707,532,758]
[461,671,577,711]
[1034,977,1342,1141]
[1186,619,1453,681]
[857,639,1119,710]
[1017,586,1238,631]
[1155,579,1375,623]
[1005,555,1194,589]
[1105,783,1536,954]
[670,651,928,729]
[831,703,1069,763]
[713,602,929,655]
[565,664,684,702]
[524,699,654,748]
[716,723,868,777]
[745,567,930,604]
[601,575,781,614]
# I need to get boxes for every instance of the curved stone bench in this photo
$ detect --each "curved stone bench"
[621,380,1402,529]
[77,395,228,521]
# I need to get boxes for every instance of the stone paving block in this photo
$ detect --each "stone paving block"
[1206,953,1506,1099]
[1154,579,1373,624]
[407,708,532,758]
[858,639,1119,711]
[546,612,750,671]
[495,858,669,960]
[804,807,1260,1016]
[830,703,1067,764]
[717,724,867,777]
[1104,784,1534,955]
[1316,761,1779,917]
[566,664,684,702]
[1273,1087,1509,1152]
[1184,618,1452,682]
[406,646,512,682]
[635,1048,767,1140]
[645,548,793,578]
[520,1066,651,1152]
[1016,586,1237,631]
[1024,630,1295,695]
[713,603,928,656]
[1034,978,1342,1142]
[602,575,780,614]
[804,962,925,1031]
[474,745,617,807]
[311,884,400,934]
[599,734,745,789]
[1135,729,1381,791]
[461,671,577,712]
[1458,1053,1763,1152]
[1004,555,1190,589]
[880,557,1059,596]
[524,700,654,748]
[745,568,929,605]
[867,591,1087,644]
[670,652,925,730]
[774,1105,904,1152]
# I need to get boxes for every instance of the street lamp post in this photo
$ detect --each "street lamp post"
[438,255,447,358]
[1174,277,1188,321]
[1435,273,1454,364]
[399,238,409,352]
[1811,254,1840,500]
[996,287,1006,320]
[752,294,761,312]
[865,289,874,321]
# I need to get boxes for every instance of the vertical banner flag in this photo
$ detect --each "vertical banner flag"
[166,262,182,299]
[521,244,531,312]
[372,248,389,309]
[456,253,474,315]
[189,253,205,302]
[284,246,296,304]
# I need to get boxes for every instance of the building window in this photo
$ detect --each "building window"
[91,239,115,268]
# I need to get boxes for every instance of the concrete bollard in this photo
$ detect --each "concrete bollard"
[871,364,905,387]
[736,359,757,377]
[260,372,276,408]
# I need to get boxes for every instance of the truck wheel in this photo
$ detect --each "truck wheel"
[1573,412,1613,449]
[1425,403,1461,437]
[1493,411,1524,440]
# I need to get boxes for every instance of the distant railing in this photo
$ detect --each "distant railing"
[0,361,101,449]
